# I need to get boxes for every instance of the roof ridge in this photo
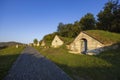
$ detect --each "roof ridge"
[81,31,104,44]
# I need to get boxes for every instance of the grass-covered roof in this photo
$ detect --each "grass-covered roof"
[42,30,120,46]
[83,30,120,45]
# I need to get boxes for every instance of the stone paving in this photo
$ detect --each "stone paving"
[4,47,72,80]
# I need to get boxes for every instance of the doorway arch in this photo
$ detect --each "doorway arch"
[81,38,87,54]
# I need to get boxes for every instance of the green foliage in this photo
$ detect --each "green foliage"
[97,0,120,33]
[0,46,24,80]
[57,23,76,38]
[42,0,120,48]
[43,32,57,41]
[56,0,120,38]
[57,22,79,38]
[33,38,38,44]
[79,13,96,30]
[42,32,58,46]
[35,46,120,80]
[41,32,74,46]
[56,0,120,39]
[57,13,96,38]
[59,37,74,45]
[73,21,82,37]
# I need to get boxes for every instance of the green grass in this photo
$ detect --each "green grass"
[59,37,74,45]
[0,46,25,80]
[84,30,120,45]
[35,46,120,80]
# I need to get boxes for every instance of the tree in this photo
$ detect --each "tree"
[33,38,38,44]
[97,0,120,33]
[72,21,82,37]
[66,24,74,38]
[57,22,65,33]
[42,32,58,47]
[79,13,96,30]
[57,22,67,37]
[43,32,58,43]
[56,14,96,38]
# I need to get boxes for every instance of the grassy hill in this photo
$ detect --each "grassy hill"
[0,41,24,50]
[35,45,120,80]
[35,30,120,80]
[83,30,120,45]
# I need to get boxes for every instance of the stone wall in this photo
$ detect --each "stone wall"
[87,43,120,55]
[68,32,104,55]
[41,41,45,46]
[51,35,64,48]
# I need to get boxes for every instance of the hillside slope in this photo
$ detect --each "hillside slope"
[83,30,120,45]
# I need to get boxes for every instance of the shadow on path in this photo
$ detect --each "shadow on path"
[4,47,72,80]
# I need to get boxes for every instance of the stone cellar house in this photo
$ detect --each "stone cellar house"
[33,42,39,47]
[67,31,119,55]
[51,35,64,48]
[40,30,120,55]
[40,40,46,47]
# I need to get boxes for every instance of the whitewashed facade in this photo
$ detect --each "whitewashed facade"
[68,32,105,55]
[51,35,64,48]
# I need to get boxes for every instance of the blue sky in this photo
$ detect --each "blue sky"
[0,0,108,43]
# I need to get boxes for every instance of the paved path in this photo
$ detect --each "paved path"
[4,47,72,80]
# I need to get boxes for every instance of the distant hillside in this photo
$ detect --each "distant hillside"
[0,41,24,48]
[83,30,120,45]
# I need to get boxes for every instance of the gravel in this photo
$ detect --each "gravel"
[4,47,72,80]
